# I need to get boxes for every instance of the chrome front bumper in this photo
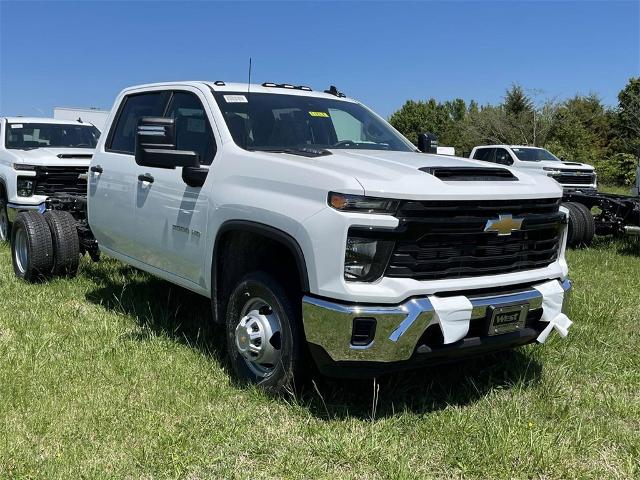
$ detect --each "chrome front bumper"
[303,279,572,364]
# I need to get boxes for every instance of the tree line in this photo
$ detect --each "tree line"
[389,77,640,186]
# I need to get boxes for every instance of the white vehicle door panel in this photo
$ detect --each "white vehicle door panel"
[89,91,169,255]
[132,89,215,285]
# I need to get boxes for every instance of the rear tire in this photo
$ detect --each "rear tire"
[11,212,54,282]
[44,211,79,277]
[563,202,586,248]
[225,271,305,392]
[572,202,595,246]
[0,199,9,243]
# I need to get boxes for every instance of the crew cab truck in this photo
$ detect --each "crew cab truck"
[470,145,639,245]
[0,117,100,243]
[470,145,598,192]
[10,81,573,389]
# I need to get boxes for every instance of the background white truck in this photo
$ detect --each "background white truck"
[0,117,100,243]
[9,81,572,389]
[470,145,597,192]
[470,144,639,244]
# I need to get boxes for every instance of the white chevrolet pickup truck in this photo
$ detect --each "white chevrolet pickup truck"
[9,81,573,389]
[470,145,597,192]
[0,117,99,242]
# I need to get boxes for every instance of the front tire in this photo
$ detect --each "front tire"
[225,271,304,391]
[11,212,54,282]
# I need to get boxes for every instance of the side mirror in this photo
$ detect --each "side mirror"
[417,132,438,153]
[135,117,200,169]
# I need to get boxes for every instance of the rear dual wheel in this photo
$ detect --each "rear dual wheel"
[564,201,595,248]
[11,211,79,282]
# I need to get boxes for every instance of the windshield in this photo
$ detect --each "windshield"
[5,123,100,150]
[214,92,414,152]
[511,147,560,162]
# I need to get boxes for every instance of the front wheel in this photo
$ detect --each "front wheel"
[225,271,305,391]
[0,199,9,243]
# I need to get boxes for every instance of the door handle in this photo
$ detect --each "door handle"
[90,165,103,174]
[138,173,154,183]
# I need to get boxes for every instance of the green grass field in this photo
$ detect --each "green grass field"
[1,235,639,479]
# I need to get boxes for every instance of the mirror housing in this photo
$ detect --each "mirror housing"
[135,117,200,169]
[417,132,438,153]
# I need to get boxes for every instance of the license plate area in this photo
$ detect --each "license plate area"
[487,303,529,336]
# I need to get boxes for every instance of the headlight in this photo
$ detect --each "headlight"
[13,164,37,171]
[543,167,562,176]
[17,178,34,197]
[329,192,399,215]
[344,236,394,282]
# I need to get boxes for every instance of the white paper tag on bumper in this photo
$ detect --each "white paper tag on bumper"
[533,280,573,343]
[428,295,473,344]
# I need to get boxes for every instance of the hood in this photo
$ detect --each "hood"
[7,147,93,167]
[518,160,595,171]
[281,150,564,201]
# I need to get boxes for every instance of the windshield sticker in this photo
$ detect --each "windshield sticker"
[224,95,248,103]
[309,111,329,118]
[11,124,23,129]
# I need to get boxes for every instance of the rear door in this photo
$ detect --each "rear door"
[89,91,169,255]
[132,88,216,283]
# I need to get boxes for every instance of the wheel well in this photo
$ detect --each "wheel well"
[0,180,6,201]
[212,223,309,323]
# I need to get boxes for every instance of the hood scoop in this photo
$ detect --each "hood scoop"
[420,166,518,181]
[57,153,93,159]
[562,162,582,166]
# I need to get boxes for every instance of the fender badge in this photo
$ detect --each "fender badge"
[484,214,523,236]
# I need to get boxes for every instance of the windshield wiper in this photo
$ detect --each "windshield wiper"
[249,147,332,158]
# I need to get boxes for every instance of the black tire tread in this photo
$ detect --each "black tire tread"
[572,202,595,246]
[563,202,586,248]
[44,210,80,277]
[11,212,54,282]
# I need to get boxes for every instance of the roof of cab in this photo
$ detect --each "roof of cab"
[3,116,93,125]
[119,80,355,102]
[475,144,544,149]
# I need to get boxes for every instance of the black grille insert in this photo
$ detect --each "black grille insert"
[33,166,88,196]
[383,198,563,281]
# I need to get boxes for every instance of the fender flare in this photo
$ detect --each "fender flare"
[211,220,310,321]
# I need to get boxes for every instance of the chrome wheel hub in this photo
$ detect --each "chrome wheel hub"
[0,207,8,242]
[14,228,28,274]
[235,298,282,377]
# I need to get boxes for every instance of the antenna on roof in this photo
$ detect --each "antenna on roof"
[246,57,252,150]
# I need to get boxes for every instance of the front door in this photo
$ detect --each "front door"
[133,89,216,285]
[89,91,169,255]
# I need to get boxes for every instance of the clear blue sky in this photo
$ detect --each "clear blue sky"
[0,1,638,118]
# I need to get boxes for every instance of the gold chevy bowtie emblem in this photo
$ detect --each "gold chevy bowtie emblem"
[484,214,523,236]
